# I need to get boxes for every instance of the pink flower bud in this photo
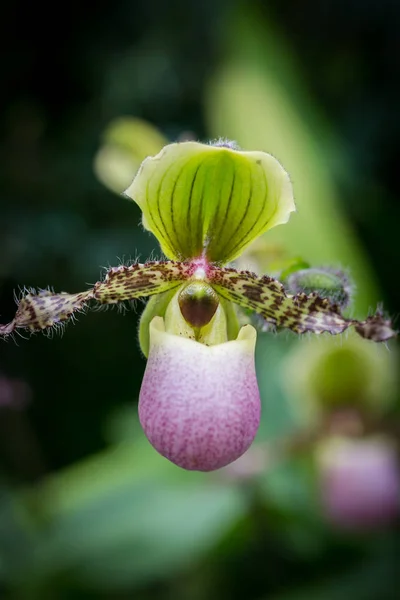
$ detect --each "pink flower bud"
[139,317,261,471]
[317,437,400,530]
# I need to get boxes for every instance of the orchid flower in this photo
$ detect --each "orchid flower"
[317,436,399,529]
[0,140,395,471]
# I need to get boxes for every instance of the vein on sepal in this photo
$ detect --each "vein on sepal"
[125,141,295,264]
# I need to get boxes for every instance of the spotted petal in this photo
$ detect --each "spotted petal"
[0,262,191,337]
[124,141,295,263]
[208,266,396,342]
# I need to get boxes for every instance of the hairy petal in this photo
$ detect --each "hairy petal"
[0,262,191,337]
[208,266,396,342]
[92,261,190,303]
[0,289,93,336]
[125,141,295,263]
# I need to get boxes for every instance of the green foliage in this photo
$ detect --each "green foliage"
[0,1,398,599]
[205,6,380,314]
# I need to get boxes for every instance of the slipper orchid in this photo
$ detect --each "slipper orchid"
[0,140,395,470]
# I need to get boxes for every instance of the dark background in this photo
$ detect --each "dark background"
[0,1,399,598]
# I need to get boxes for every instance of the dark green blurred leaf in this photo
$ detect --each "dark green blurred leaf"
[268,552,397,600]
[8,441,246,591]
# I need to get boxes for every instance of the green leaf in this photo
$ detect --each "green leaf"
[205,8,380,313]
[267,554,396,600]
[8,441,246,591]
[64,484,245,589]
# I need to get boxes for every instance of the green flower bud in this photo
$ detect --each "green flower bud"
[285,267,352,309]
[284,334,398,425]
[94,117,167,194]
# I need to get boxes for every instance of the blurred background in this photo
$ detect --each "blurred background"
[0,1,399,598]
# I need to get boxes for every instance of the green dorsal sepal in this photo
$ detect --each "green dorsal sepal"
[178,282,219,329]
[124,141,295,264]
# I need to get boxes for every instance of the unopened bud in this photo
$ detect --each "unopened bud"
[285,267,352,309]
[317,436,400,530]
